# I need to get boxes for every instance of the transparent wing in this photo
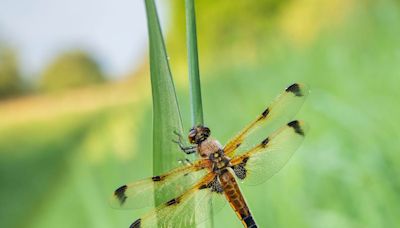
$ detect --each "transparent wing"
[131,172,227,228]
[230,120,308,186]
[224,83,309,157]
[110,159,211,209]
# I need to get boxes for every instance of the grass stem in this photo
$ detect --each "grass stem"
[186,0,204,127]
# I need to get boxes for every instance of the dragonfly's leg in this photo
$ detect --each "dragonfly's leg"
[172,130,197,154]
[172,139,197,154]
[173,130,185,142]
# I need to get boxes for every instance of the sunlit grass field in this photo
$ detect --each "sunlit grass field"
[1,1,400,228]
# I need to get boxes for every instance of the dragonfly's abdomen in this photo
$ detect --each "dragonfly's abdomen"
[219,170,258,228]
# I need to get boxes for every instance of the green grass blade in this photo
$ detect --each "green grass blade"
[186,1,213,227]
[144,0,184,192]
[145,1,204,227]
[186,0,204,126]
[144,2,199,227]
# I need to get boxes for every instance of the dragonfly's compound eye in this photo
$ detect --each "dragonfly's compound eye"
[188,128,197,144]
[197,126,210,142]
[203,127,211,137]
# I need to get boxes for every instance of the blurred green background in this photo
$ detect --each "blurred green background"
[1,0,400,227]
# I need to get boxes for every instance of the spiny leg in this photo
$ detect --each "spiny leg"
[172,130,197,154]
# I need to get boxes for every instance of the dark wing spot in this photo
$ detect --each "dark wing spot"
[208,177,224,193]
[233,164,247,179]
[261,137,269,147]
[130,219,141,228]
[114,185,128,205]
[166,197,180,206]
[285,83,303,97]
[242,156,249,164]
[198,184,208,190]
[287,120,304,136]
[235,143,242,149]
[152,175,163,182]
[260,108,270,119]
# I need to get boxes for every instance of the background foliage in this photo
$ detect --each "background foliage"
[1,0,400,228]
[38,50,105,92]
[0,46,23,98]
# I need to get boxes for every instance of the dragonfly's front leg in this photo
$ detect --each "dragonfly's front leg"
[172,131,198,154]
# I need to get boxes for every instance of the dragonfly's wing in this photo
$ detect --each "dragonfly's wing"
[110,159,211,209]
[224,83,309,157]
[230,120,308,186]
[131,172,227,228]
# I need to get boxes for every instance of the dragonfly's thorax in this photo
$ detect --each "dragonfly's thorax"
[197,137,223,158]
[209,149,231,173]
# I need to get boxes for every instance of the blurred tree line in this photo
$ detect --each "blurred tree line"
[0,0,346,99]
[0,43,106,100]
[0,45,23,98]
[39,50,105,92]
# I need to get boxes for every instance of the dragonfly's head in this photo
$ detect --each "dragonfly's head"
[188,125,211,144]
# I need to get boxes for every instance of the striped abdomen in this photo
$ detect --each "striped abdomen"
[219,169,257,228]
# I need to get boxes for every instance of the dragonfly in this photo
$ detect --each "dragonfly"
[111,83,309,228]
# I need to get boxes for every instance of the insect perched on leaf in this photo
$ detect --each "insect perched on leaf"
[111,83,309,228]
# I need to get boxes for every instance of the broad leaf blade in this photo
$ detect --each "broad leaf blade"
[144,0,184,191]
[145,1,187,224]
[145,1,203,227]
